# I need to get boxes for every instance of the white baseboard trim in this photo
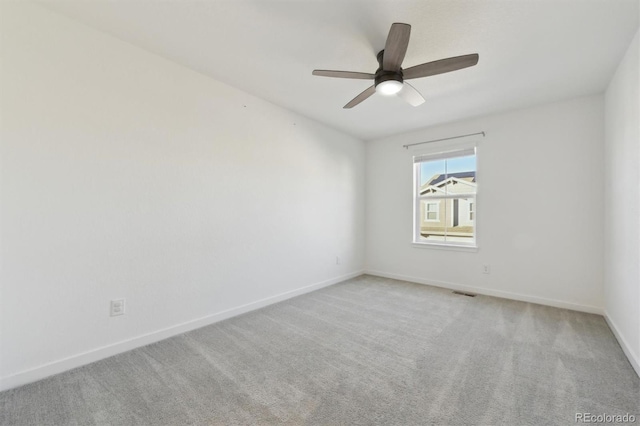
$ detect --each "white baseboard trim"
[364,270,604,315]
[0,270,364,392]
[604,312,640,378]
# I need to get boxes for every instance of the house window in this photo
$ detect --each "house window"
[424,202,439,221]
[413,146,477,247]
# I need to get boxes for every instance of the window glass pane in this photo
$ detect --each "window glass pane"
[419,199,444,241]
[419,160,445,197]
[444,197,475,243]
[418,197,475,244]
[419,155,476,198]
[444,154,476,196]
[446,154,476,175]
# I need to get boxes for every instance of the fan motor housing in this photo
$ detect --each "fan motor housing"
[375,50,403,88]
[375,71,403,88]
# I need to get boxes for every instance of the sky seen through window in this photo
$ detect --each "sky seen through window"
[420,155,476,186]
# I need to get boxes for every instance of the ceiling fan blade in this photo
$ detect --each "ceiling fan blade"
[344,85,376,109]
[312,70,375,79]
[403,54,479,80]
[398,82,425,107]
[383,23,411,71]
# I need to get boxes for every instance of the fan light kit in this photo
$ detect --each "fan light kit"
[312,23,479,109]
[376,80,403,96]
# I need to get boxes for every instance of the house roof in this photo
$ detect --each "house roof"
[427,171,476,186]
[420,172,477,195]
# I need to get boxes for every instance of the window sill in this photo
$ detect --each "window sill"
[411,242,478,252]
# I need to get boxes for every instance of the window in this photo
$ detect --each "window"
[413,146,477,247]
[424,201,440,221]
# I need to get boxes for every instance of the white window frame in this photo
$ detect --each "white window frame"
[412,143,478,249]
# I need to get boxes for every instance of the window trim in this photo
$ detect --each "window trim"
[411,241,479,252]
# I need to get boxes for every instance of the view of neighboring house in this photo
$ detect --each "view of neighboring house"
[419,171,476,239]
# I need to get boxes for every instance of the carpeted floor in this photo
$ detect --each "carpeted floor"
[1,275,638,425]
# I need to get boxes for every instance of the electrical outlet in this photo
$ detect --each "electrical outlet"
[482,265,491,274]
[110,299,125,316]
[336,256,341,265]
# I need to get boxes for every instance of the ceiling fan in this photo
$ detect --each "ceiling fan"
[312,23,479,109]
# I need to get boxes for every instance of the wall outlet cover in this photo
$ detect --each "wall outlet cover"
[110,299,125,316]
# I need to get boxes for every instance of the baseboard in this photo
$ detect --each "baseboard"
[604,312,640,378]
[0,270,364,392]
[364,270,604,315]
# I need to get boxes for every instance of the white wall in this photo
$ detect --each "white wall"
[0,3,365,390]
[366,95,604,313]
[604,29,640,375]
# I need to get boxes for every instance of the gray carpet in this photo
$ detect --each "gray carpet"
[1,275,638,425]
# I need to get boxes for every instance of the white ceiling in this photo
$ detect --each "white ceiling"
[39,0,639,141]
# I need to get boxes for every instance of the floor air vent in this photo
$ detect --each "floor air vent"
[452,291,477,297]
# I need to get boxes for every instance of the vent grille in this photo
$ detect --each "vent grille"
[452,291,477,297]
